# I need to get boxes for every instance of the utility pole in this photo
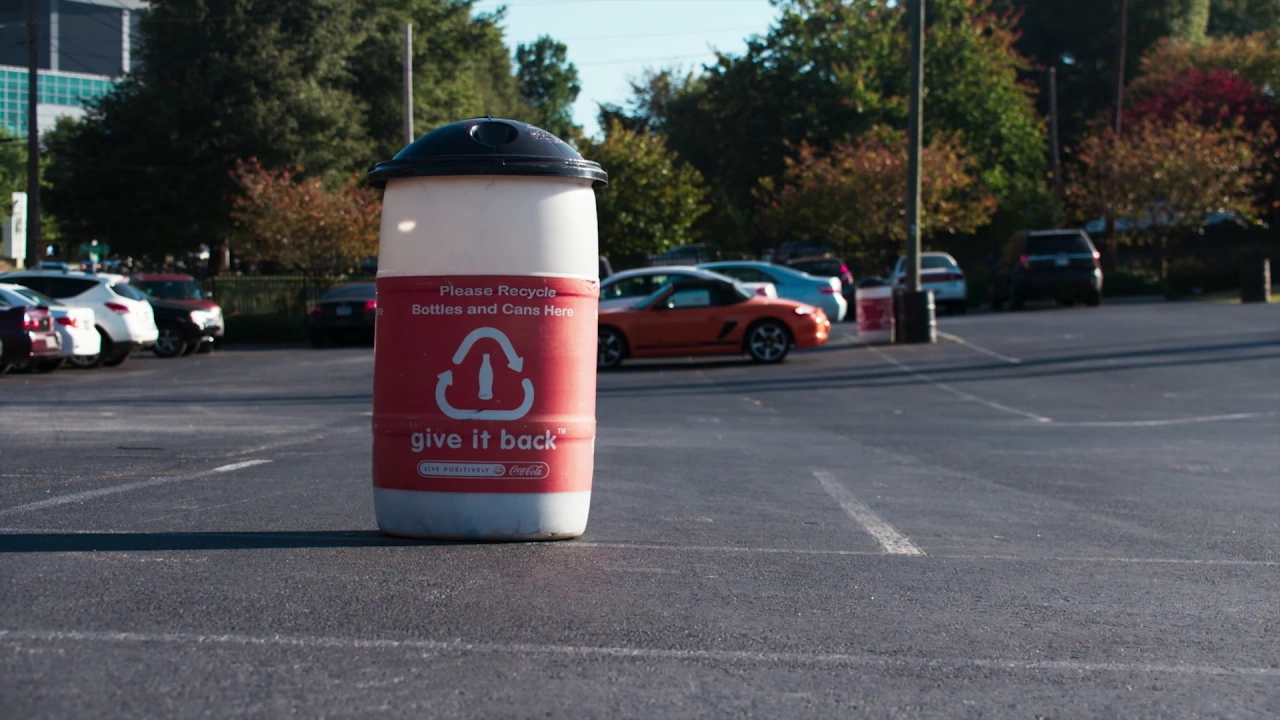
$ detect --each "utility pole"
[25,0,41,268]
[1114,0,1128,134]
[1049,66,1063,199]
[1104,0,1129,265]
[905,0,923,296]
[403,23,414,147]
[896,0,935,344]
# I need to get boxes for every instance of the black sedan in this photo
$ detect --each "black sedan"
[309,283,376,347]
[150,298,219,358]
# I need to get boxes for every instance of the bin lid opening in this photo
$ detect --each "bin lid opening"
[368,118,608,189]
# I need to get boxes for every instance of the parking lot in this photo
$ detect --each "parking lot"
[2,300,1277,717]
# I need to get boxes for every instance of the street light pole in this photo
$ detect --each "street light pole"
[403,22,414,147]
[895,0,936,344]
[25,0,41,268]
[905,0,923,295]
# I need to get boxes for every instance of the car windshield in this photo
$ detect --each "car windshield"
[1027,233,1093,254]
[109,282,150,301]
[790,260,842,276]
[321,285,376,300]
[136,279,206,300]
[11,287,62,307]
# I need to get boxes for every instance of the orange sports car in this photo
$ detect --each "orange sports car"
[597,269,830,369]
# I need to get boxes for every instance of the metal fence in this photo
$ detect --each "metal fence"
[200,275,360,316]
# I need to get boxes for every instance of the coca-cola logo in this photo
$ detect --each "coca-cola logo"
[505,463,550,479]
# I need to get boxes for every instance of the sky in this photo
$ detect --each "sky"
[470,0,780,138]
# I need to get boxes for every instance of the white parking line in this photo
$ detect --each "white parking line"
[2,629,1274,677]
[0,460,273,517]
[1048,412,1277,428]
[813,471,923,556]
[868,347,1053,423]
[938,332,1022,364]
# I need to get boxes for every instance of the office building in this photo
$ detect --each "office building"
[0,0,145,138]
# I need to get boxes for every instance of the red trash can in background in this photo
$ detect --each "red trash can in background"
[367,118,609,540]
[855,281,895,345]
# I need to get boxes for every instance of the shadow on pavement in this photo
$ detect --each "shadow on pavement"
[0,531,496,553]
[597,338,1280,396]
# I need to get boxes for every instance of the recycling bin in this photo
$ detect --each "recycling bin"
[367,118,608,540]
[854,281,895,345]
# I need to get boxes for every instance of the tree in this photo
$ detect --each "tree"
[1065,117,1271,290]
[1127,67,1274,130]
[647,0,1047,251]
[45,0,373,259]
[515,36,581,141]
[1209,0,1280,36]
[1132,29,1280,93]
[579,121,708,264]
[757,126,995,274]
[348,0,526,161]
[229,159,380,274]
[597,68,698,136]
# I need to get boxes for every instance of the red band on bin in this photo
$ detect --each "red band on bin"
[373,275,598,494]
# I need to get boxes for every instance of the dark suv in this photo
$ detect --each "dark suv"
[989,229,1103,309]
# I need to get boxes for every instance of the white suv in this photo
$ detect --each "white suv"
[0,270,159,367]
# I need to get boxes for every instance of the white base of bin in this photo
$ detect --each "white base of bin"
[857,329,894,345]
[372,488,591,541]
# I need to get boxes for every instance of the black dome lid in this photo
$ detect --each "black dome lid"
[368,117,607,189]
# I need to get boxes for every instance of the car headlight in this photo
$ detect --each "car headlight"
[189,310,211,325]
[794,306,816,316]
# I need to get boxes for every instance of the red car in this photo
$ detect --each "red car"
[597,272,829,368]
[0,303,61,374]
[130,273,225,347]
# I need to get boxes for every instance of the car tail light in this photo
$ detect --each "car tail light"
[23,312,39,331]
[1091,250,1102,268]
[1019,254,1031,269]
[104,302,130,314]
[56,316,77,328]
[310,305,324,316]
[819,286,838,295]
[363,299,377,312]
[754,287,769,297]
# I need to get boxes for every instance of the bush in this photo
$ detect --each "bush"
[223,314,310,345]
[1105,267,1163,296]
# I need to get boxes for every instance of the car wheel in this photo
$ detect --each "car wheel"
[745,320,791,363]
[181,337,202,356]
[152,323,188,358]
[310,331,327,348]
[35,358,67,372]
[953,301,968,315]
[597,327,627,370]
[1085,289,1102,307]
[103,349,131,367]
[68,327,110,369]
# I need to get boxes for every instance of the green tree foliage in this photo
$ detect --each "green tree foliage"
[1209,0,1280,36]
[579,121,708,264]
[515,35,581,141]
[632,0,1047,251]
[44,0,527,259]
[45,0,372,259]
[597,68,697,136]
[349,0,525,162]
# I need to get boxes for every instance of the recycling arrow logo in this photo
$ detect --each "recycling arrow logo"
[436,327,535,421]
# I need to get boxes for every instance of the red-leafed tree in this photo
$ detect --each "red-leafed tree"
[1125,67,1275,131]
[229,159,381,274]
[756,126,996,274]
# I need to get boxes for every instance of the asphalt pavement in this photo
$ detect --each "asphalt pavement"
[1,299,1277,718]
